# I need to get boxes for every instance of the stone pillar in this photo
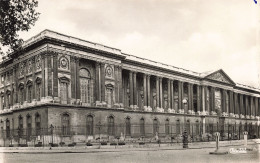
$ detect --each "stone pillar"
[196,85,200,113]
[202,86,205,113]
[240,94,244,116]
[118,66,123,107]
[170,80,174,110]
[101,63,105,103]
[234,93,238,115]
[211,87,215,114]
[133,72,137,108]
[178,81,182,112]
[187,83,191,112]
[41,55,45,98]
[147,75,151,108]
[159,77,163,109]
[31,57,36,101]
[229,91,234,114]
[70,57,76,100]
[47,54,52,97]
[129,71,133,108]
[250,96,254,117]
[143,74,147,107]
[167,79,171,110]
[204,86,208,113]
[190,83,194,113]
[95,62,100,103]
[75,58,80,101]
[255,97,258,117]
[156,76,160,108]
[114,66,118,105]
[245,96,249,116]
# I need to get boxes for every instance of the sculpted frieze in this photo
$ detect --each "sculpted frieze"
[207,72,230,84]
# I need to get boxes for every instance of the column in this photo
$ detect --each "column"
[190,83,194,112]
[170,80,174,110]
[129,71,133,108]
[41,55,45,98]
[118,66,123,106]
[47,54,52,97]
[95,62,100,103]
[114,66,118,104]
[100,63,105,103]
[222,89,226,113]
[167,79,171,110]
[204,86,208,113]
[196,85,200,113]
[234,93,238,115]
[229,91,234,114]
[133,72,137,108]
[156,76,159,108]
[143,74,147,107]
[52,54,58,98]
[75,58,80,100]
[147,75,151,108]
[187,83,191,112]
[70,56,76,99]
[178,81,182,112]
[255,97,258,117]
[245,96,249,117]
[211,87,215,114]
[202,86,205,113]
[159,77,163,108]
[250,96,254,117]
[240,94,244,116]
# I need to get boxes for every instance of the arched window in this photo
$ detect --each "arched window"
[107,116,114,136]
[153,118,159,135]
[176,120,180,135]
[6,90,11,108]
[80,69,91,104]
[62,113,70,135]
[18,83,24,104]
[27,81,32,103]
[1,94,4,109]
[165,119,170,135]
[86,115,93,135]
[35,113,41,135]
[26,115,32,137]
[18,115,23,136]
[140,118,145,136]
[6,119,10,138]
[125,117,131,136]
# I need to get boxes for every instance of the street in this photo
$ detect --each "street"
[1,146,259,163]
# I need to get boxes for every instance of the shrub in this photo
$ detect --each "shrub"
[50,143,58,147]
[9,144,14,147]
[139,142,145,145]
[118,142,125,145]
[59,142,65,146]
[19,144,28,147]
[68,144,75,147]
[86,142,93,146]
[110,142,117,146]
[101,141,107,145]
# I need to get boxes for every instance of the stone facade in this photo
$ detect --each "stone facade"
[0,29,260,141]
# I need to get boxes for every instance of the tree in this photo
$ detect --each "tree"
[0,0,40,57]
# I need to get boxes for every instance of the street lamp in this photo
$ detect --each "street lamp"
[182,98,188,148]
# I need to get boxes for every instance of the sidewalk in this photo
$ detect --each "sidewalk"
[0,139,258,154]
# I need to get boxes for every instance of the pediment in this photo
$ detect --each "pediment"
[204,69,235,85]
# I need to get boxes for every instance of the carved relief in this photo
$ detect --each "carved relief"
[19,62,25,76]
[207,72,230,84]
[36,55,42,70]
[105,65,113,78]
[59,56,69,70]
[27,59,32,73]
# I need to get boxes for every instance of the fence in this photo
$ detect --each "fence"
[0,123,259,147]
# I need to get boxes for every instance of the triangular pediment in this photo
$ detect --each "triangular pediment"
[203,69,235,85]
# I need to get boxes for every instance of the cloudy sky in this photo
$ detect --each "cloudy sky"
[18,0,260,88]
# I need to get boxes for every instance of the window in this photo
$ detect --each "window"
[80,69,91,104]
[35,113,41,135]
[60,82,68,104]
[196,121,200,135]
[176,120,180,135]
[27,115,32,137]
[18,116,23,137]
[108,116,114,136]
[19,87,24,104]
[6,119,10,138]
[86,115,93,135]
[27,85,32,103]
[125,117,131,136]
[106,87,113,108]
[186,120,190,135]
[62,113,70,135]
[165,119,170,135]
[140,118,145,136]
[36,77,42,101]
[153,118,159,135]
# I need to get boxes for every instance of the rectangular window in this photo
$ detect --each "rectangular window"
[60,82,68,104]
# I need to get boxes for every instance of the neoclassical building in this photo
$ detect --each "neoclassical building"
[0,30,259,141]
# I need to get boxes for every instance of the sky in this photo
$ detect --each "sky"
[16,0,260,88]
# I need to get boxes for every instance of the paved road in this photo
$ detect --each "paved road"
[1,146,259,163]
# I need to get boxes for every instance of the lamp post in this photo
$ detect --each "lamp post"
[182,99,188,148]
